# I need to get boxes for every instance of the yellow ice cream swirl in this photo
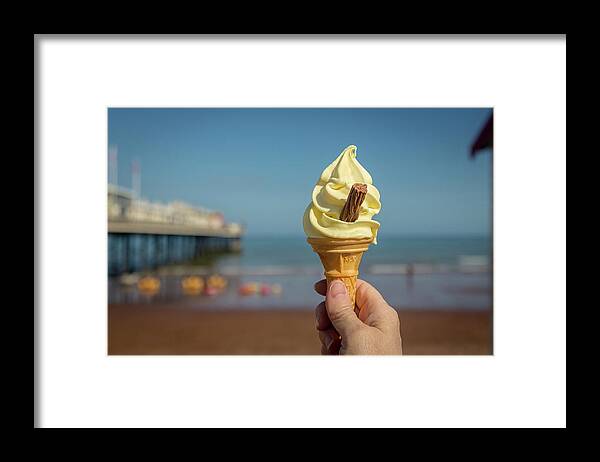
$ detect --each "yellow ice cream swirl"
[303,145,381,243]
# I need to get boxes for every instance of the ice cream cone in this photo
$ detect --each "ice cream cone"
[307,236,373,311]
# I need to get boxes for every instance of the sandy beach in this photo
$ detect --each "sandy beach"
[108,304,492,355]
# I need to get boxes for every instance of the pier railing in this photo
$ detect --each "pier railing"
[108,220,243,238]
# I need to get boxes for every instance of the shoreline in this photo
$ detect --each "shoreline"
[108,304,492,355]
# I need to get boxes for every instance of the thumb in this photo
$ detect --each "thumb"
[326,280,363,337]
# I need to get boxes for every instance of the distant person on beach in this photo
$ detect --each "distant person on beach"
[314,279,402,355]
[406,263,414,290]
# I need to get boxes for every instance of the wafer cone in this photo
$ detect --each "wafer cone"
[307,237,373,312]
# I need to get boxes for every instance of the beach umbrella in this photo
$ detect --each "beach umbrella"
[470,113,493,158]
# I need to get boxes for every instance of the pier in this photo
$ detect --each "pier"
[108,184,243,276]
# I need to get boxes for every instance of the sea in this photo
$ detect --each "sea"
[108,235,492,311]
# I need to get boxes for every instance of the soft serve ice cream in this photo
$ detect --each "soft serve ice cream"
[303,145,381,242]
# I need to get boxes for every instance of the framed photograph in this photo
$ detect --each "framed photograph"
[35,35,566,428]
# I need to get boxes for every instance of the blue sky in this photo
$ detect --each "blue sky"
[108,108,492,237]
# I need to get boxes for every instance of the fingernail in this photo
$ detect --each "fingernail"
[329,280,346,297]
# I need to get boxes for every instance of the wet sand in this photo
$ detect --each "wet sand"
[108,304,492,355]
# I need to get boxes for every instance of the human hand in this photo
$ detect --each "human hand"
[314,279,403,355]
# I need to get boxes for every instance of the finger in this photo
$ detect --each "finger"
[318,328,341,355]
[329,341,341,355]
[355,279,399,332]
[318,328,334,347]
[325,280,363,338]
[315,301,332,331]
[355,279,387,312]
[320,344,340,355]
[314,279,327,296]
